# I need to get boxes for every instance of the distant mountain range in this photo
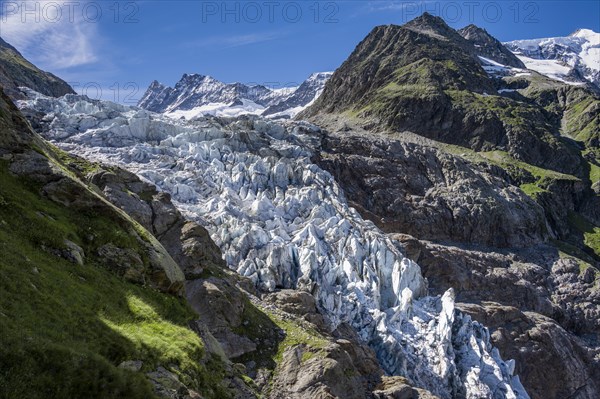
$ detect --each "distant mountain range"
[505,28,600,88]
[136,27,599,120]
[137,72,332,119]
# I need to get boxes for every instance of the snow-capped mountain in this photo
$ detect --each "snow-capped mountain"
[505,29,600,88]
[138,72,331,119]
[18,88,530,399]
[262,72,332,118]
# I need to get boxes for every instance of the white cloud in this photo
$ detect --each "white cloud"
[182,31,282,49]
[0,0,99,70]
[355,1,438,16]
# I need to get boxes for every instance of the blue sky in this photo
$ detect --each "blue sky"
[1,0,599,103]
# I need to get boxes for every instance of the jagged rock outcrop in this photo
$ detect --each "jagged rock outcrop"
[315,131,548,248]
[459,303,600,399]
[458,25,526,68]
[0,37,75,100]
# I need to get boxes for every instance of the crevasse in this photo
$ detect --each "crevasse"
[18,89,530,399]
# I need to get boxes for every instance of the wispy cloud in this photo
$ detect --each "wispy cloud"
[0,0,99,70]
[351,1,437,18]
[182,31,282,49]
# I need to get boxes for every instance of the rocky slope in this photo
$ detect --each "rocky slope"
[458,25,526,69]
[299,13,590,179]
[0,36,75,100]
[138,72,331,119]
[300,13,600,399]
[17,88,531,398]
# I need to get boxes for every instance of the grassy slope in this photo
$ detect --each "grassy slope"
[0,160,230,398]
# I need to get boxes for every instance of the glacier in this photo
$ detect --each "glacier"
[18,88,530,399]
[505,29,600,88]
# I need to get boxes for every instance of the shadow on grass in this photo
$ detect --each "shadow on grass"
[0,161,227,398]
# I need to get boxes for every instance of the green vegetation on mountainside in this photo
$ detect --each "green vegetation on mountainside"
[0,161,231,399]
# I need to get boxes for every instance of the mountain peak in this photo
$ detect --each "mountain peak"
[570,28,600,42]
[458,24,526,68]
[408,11,447,27]
[138,71,331,117]
[148,80,165,89]
[459,24,489,37]
[180,73,208,82]
[403,12,458,40]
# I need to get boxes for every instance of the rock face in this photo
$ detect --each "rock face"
[87,167,225,279]
[0,37,75,100]
[458,25,526,68]
[459,303,600,399]
[19,89,530,399]
[313,126,600,398]
[315,132,548,248]
[9,152,186,296]
[0,91,184,295]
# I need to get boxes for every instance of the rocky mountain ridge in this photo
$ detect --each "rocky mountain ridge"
[0,36,75,100]
[137,72,331,120]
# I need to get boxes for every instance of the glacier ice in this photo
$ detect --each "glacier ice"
[18,89,530,399]
[505,29,600,87]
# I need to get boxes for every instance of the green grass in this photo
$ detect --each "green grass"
[553,239,597,265]
[567,211,600,259]
[589,162,600,185]
[445,89,532,126]
[519,183,548,197]
[267,311,328,364]
[0,160,231,398]
[52,145,103,177]
[435,144,580,199]
[564,96,599,144]
[231,299,329,372]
